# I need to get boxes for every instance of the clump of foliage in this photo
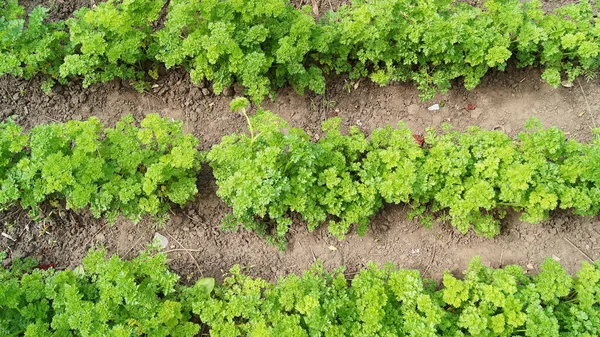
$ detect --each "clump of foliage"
[152,0,325,102]
[317,0,600,99]
[0,114,201,223]
[209,103,600,246]
[59,0,165,91]
[1,0,600,99]
[0,248,213,337]
[0,0,70,92]
[198,257,600,337]
[2,249,599,337]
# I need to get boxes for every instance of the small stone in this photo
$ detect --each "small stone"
[183,227,190,232]
[95,233,105,242]
[170,215,184,227]
[233,83,245,95]
[470,110,482,119]
[526,263,534,270]
[12,93,19,101]
[407,104,419,115]
[222,86,234,97]
[190,88,202,99]
[201,88,211,96]
[2,257,12,268]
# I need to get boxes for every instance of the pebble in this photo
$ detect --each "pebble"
[222,86,234,97]
[470,110,482,119]
[190,88,202,99]
[407,104,419,115]
[170,215,184,227]
[233,83,245,95]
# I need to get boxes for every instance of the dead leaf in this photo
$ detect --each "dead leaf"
[413,134,425,147]
[465,103,476,111]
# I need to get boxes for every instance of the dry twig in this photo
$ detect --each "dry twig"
[165,232,203,274]
[564,237,594,263]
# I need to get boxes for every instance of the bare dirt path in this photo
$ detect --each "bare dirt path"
[1,64,599,282]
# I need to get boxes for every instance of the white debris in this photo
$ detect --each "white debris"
[427,104,440,111]
[153,232,169,249]
[1,232,16,241]
[560,81,573,88]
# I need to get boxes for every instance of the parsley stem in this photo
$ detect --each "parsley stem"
[497,202,523,207]
[242,110,255,143]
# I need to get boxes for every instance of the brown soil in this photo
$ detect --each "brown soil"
[2,64,599,282]
[1,0,599,282]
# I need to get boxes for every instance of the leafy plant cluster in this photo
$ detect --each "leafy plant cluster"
[208,101,600,247]
[0,0,165,92]
[317,0,600,99]
[1,0,600,100]
[2,248,600,336]
[0,114,201,223]
[0,248,212,337]
[151,0,325,101]
[0,0,70,92]
[59,0,165,91]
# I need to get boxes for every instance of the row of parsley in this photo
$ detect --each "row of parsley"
[1,0,599,101]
